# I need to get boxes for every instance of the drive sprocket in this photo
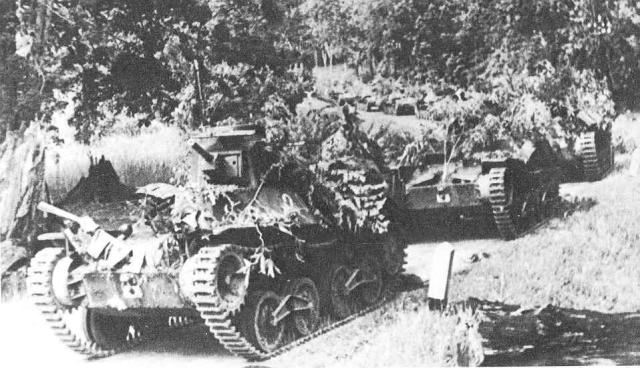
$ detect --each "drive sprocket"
[188,244,248,315]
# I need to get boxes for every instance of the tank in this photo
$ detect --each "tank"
[27,124,407,360]
[381,91,417,116]
[355,86,385,112]
[387,140,563,240]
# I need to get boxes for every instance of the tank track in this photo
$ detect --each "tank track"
[27,247,195,360]
[190,245,397,362]
[488,167,518,240]
[28,248,117,358]
[488,167,558,240]
[576,131,613,181]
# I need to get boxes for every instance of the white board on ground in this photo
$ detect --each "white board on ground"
[427,242,454,302]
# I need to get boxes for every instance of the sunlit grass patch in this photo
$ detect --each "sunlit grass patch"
[450,161,640,313]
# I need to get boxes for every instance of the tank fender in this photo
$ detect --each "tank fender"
[480,158,507,174]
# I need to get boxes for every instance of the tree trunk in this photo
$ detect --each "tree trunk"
[0,123,47,301]
[368,47,376,76]
[0,124,47,244]
[0,0,51,301]
[321,48,328,68]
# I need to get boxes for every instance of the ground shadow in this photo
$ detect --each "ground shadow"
[133,324,232,357]
[467,299,640,366]
[403,196,598,245]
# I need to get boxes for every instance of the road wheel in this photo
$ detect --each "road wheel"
[284,278,320,336]
[355,255,383,306]
[240,290,285,353]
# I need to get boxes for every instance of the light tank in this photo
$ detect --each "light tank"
[387,140,563,240]
[27,124,407,360]
[381,90,417,116]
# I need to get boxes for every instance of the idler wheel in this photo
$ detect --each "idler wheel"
[284,278,320,336]
[355,255,383,306]
[381,229,408,276]
[241,290,285,353]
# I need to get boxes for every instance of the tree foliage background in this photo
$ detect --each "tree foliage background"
[331,0,640,109]
[1,0,640,145]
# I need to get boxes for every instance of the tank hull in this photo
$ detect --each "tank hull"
[83,271,189,310]
[28,123,410,361]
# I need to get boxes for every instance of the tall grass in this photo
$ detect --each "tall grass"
[45,125,189,202]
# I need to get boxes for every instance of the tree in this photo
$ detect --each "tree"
[0,0,54,276]
[45,0,313,140]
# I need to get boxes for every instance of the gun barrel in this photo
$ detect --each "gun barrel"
[37,202,82,223]
[190,142,215,163]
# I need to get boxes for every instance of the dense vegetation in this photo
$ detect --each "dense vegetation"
[327,0,640,108]
[3,0,640,144]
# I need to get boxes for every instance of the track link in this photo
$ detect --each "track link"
[577,131,614,181]
[577,132,600,181]
[488,167,518,240]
